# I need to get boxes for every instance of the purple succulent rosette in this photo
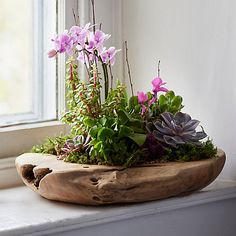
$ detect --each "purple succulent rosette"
[149,112,207,148]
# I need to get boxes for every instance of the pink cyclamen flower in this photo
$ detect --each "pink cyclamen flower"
[47,49,57,58]
[137,91,148,104]
[52,32,74,55]
[148,97,157,106]
[152,77,168,94]
[141,104,147,115]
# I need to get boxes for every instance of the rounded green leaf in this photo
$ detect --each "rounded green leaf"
[83,117,96,127]
[97,127,114,141]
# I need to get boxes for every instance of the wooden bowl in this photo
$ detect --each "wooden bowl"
[15,149,225,205]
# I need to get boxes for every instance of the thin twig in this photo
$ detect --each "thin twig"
[72,8,78,25]
[109,63,114,89]
[99,23,102,30]
[91,0,96,33]
[125,41,134,96]
[157,60,161,77]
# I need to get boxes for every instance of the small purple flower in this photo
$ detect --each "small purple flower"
[91,30,110,48]
[152,77,168,94]
[52,32,74,55]
[137,91,148,104]
[77,51,93,67]
[70,23,90,46]
[100,46,120,65]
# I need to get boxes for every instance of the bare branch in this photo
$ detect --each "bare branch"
[72,8,78,25]
[125,41,134,96]
[91,0,96,33]
[157,60,161,77]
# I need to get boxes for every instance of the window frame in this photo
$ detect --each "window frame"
[0,0,58,127]
[0,0,79,161]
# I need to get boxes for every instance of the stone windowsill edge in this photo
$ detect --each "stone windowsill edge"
[0,157,23,189]
[1,180,236,236]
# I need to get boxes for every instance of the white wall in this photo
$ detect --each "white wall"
[122,0,236,180]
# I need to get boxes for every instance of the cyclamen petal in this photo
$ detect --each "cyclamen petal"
[152,77,168,94]
[141,104,147,115]
[137,91,148,104]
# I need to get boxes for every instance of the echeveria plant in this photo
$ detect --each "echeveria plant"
[32,2,217,166]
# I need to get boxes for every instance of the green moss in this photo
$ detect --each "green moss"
[163,140,217,162]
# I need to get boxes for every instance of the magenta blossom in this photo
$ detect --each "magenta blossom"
[52,32,73,55]
[137,91,148,104]
[148,97,156,106]
[152,77,168,94]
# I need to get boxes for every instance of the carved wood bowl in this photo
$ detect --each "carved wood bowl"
[15,149,225,205]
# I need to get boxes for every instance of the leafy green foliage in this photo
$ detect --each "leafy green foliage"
[102,81,128,116]
[61,59,101,135]
[157,91,183,115]
[32,58,216,167]
[86,110,146,166]
[128,91,184,120]
[31,135,71,156]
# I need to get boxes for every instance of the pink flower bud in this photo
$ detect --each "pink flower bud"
[48,49,57,58]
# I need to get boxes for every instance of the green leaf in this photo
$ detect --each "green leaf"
[117,110,129,124]
[158,95,167,107]
[97,127,114,141]
[128,133,147,146]
[94,141,103,150]
[100,116,107,126]
[166,91,175,99]
[129,96,138,109]
[129,126,145,133]
[147,92,153,100]
[172,96,183,108]
[89,126,99,138]
[118,125,134,138]
[83,117,96,127]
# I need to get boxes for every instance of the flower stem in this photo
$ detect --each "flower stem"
[109,63,113,90]
[102,63,109,99]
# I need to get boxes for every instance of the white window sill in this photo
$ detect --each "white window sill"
[0,179,236,236]
[0,121,69,159]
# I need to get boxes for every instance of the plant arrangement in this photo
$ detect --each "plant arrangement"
[32,5,216,168]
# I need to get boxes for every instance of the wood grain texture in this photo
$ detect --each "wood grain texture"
[15,150,226,205]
